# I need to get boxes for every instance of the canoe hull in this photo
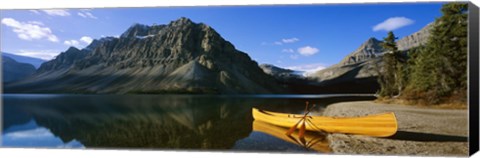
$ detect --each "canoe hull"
[252,108,398,137]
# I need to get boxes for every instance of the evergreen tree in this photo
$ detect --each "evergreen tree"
[378,31,406,97]
[404,2,468,104]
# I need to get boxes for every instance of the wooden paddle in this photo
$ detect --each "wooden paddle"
[286,102,308,135]
[286,102,316,138]
[285,117,303,136]
[298,102,309,139]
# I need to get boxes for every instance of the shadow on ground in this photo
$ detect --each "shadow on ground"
[388,131,468,142]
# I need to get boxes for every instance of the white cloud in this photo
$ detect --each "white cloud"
[263,37,300,46]
[64,36,94,48]
[27,21,44,25]
[282,37,299,43]
[297,46,319,56]
[85,12,97,19]
[282,48,294,53]
[373,17,414,32]
[1,18,59,42]
[29,10,40,14]
[286,63,327,77]
[77,10,97,19]
[64,40,81,47]
[58,139,85,148]
[42,9,71,16]
[4,128,53,138]
[80,36,93,44]
[273,41,283,45]
[77,12,86,18]
[3,127,85,148]
[16,49,62,60]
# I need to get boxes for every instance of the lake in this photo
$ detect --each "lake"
[1,94,375,152]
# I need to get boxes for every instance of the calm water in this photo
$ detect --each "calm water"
[1,94,374,152]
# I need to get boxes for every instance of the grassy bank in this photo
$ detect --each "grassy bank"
[374,95,467,109]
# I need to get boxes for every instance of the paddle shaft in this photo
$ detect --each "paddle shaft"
[298,120,306,139]
[285,104,316,136]
[298,102,309,138]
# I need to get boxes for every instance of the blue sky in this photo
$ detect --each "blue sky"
[1,2,444,71]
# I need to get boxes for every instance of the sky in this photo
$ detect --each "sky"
[0,2,445,72]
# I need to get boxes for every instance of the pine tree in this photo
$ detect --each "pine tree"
[378,31,405,97]
[404,2,468,104]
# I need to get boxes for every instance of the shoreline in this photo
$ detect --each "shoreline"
[323,101,469,156]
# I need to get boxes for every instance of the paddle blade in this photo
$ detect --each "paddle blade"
[286,120,301,136]
[298,120,306,139]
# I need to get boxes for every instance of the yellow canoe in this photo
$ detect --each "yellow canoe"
[253,120,331,152]
[252,108,398,137]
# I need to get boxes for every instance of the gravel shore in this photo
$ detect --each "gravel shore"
[322,101,469,157]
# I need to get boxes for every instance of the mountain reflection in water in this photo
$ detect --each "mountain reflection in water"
[2,94,374,151]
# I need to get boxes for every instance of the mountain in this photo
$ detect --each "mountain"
[305,22,434,93]
[259,64,304,80]
[5,17,284,94]
[1,52,46,68]
[37,47,89,73]
[396,22,433,51]
[337,22,434,67]
[2,56,36,83]
[258,64,313,93]
[338,37,384,66]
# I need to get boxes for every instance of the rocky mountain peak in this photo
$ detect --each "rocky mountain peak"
[8,17,284,94]
[364,37,382,47]
[339,37,384,66]
[120,23,151,38]
[84,39,102,51]
[259,64,294,73]
[337,22,434,67]
[259,64,304,79]
[70,17,229,72]
[170,17,194,26]
[37,46,88,73]
[65,46,81,53]
[167,17,213,35]
[397,22,434,51]
[307,22,435,94]
[366,37,380,43]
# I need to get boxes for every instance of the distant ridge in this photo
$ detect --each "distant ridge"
[2,52,46,69]
[306,22,435,93]
[260,22,435,94]
[2,56,36,83]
